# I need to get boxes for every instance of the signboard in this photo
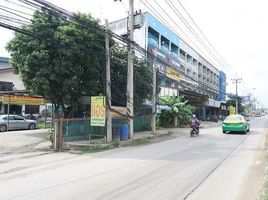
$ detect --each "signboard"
[229,106,236,115]
[90,96,106,127]
[166,67,180,81]
[2,95,45,105]
[111,106,126,118]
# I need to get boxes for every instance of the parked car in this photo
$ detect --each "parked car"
[222,114,250,134]
[0,115,36,132]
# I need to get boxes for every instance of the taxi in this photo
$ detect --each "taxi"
[222,114,250,134]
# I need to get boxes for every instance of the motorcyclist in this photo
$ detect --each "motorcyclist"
[190,114,200,133]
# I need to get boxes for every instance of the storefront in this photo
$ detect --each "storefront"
[0,93,46,117]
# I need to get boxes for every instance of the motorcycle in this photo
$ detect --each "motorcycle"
[190,125,200,137]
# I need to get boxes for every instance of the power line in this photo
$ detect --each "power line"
[164,0,230,72]
[0,0,221,97]
[139,0,223,73]
[0,5,32,21]
[140,0,206,58]
[0,4,33,17]
[2,0,37,11]
[175,0,233,71]
[0,16,29,25]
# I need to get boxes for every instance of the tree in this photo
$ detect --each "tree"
[6,9,106,116]
[226,94,245,114]
[159,96,195,127]
[7,9,153,117]
[110,45,153,112]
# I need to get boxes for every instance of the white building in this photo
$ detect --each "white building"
[0,57,45,116]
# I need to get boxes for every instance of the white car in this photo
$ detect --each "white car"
[0,115,36,132]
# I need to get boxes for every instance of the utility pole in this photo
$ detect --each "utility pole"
[151,49,157,135]
[105,19,112,142]
[232,77,242,114]
[127,0,134,139]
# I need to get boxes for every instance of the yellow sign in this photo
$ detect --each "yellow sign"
[2,95,45,105]
[166,67,180,81]
[91,96,106,127]
[229,106,236,115]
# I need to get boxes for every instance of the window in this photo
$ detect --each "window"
[193,59,197,66]
[187,55,192,63]
[0,81,13,91]
[180,49,186,59]
[3,116,15,120]
[148,27,159,47]
[161,36,169,52]
[171,43,178,57]
[14,116,25,120]
[25,105,40,114]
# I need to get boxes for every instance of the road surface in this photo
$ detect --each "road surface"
[0,117,267,200]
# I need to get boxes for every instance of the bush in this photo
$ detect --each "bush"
[159,96,195,127]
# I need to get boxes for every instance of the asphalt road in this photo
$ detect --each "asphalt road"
[0,117,267,200]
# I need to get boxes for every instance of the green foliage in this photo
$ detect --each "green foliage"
[110,45,153,110]
[37,121,52,129]
[6,9,105,116]
[226,94,245,114]
[6,8,152,117]
[159,96,195,127]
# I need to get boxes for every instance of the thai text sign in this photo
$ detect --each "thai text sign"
[91,96,106,127]
[2,95,45,105]
[166,67,180,81]
[229,106,236,115]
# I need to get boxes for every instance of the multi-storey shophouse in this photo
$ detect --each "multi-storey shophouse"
[110,12,228,120]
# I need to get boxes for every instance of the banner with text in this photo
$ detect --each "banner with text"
[90,96,106,127]
[166,66,180,81]
[2,95,45,105]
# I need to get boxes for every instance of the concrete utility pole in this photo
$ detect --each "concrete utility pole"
[127,0,134,139]
[232,77,242,114]
[105,19,112,143]
[151,49,157,135]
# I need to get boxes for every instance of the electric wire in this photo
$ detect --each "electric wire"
[139,0,222,74]
[164,0,230,72]
[176,0,233,71]
[0,0,222,97]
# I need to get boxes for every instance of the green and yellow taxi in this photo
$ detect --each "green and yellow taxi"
[222,114,250,134]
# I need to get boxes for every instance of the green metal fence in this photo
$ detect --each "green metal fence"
[55,115,151,143]
[62,119,106,142]
[134,115,151,132]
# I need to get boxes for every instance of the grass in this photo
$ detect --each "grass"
[37,122,52,129]
[133,137,152,145]
[83,143,115,153]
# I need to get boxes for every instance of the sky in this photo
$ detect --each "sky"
[0,0,267,107]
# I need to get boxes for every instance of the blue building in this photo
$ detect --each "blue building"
[109,12,227,120]
[216,71,227,101]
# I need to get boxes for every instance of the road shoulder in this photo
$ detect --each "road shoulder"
[237,128,268,200]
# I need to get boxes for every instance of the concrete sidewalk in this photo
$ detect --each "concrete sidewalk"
[64,121,222,151]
